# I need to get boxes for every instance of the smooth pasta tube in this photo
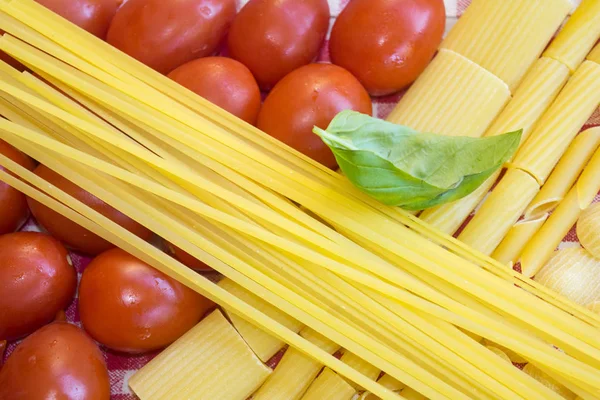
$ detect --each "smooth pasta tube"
[578,203,600,259]
[520,147,600,277]
[588,43,600,64]
[544,0,600,72]
[129,309,272,400]
[218,278,305,362]
[386,49,511,138]
[491,214,548,266]
[252,327,341,400]
[510,61,600,184]
[457,169,540,255]
[420,57,569,234]
[440,0,571,91]
[300,368,356,400]
[534,248,600,308]
[526,128,600,219]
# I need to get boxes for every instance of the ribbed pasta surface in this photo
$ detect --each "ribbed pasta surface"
[301,368,356,400]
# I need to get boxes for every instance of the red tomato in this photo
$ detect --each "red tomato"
[0,232,76,342]
[0,322,110,400]
[329,0,446,96]
[227,0,330,90]
[35,0,118,39]
[166,241,213,272]
[257,64,372,169]
[78,248,214,353]
[27,164,153,255]
[107,0,236,74]
[0,140,36,235]
[168,57,261,125]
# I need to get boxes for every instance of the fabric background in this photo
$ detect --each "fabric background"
[3,0,598,398]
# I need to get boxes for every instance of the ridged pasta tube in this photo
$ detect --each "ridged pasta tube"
[491,214,548,266]
[300,368,356,400]
[577,203,600,259]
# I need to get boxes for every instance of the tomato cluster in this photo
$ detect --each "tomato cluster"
[0,0,445,397]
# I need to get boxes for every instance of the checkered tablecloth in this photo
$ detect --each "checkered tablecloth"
[3,0,598,399]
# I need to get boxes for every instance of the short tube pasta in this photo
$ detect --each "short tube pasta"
[491,214,549,266]
[440,0,571,91]
[386,49,511,138]
[588,43,600,64]
[300,368,356,400]
[457,169,540,255]
[577,203,600,259]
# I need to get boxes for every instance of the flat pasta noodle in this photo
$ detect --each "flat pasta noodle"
[491,213,548,266]
[534,248,600,307]
[340,351,381,391]
[484,346,512,364]
[543,0,600,72]
[522,364,577,400]
[386,49,511,138]
[440,0,572,91]
[458,169,540,255]
[129,309,272,400]
[526,127,600,219]
[577,203,600,259]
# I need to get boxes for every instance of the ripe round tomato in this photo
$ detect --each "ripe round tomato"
[168,57,261,125]
[227,0,330,90]
[0,323,110,400]
[257,64,372,169]
[166,241,213,272]
[27,164,153,255]
[78,248,214,353]
[329,0,446,96]
[0,232,76,341]
[0,140,36,235]
[107,0,237,74]
[35,0,118,39]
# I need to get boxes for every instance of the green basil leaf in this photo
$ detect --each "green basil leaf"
[314,111,521,210]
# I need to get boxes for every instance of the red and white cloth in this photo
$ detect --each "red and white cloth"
[3,0,598,398]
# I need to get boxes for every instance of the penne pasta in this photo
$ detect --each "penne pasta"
[510,61,600,185]
[218,278,305,363]
[300,368,356,400]
[543,0,600,72]
[534,248,600,308]
[386,49,510,138]
[440,0,571,91]
[577,203,600,259]
[491,213,549,266]
[252,327,341,400]
[457,169,540,255]
[526,128,600,219]
[520,147,600,277]
[129,309,272,400]
[340,351,381,391]
[587,42,600,64]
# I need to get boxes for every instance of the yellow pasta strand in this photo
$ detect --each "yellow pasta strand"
[481,339,528,364]
[386,49,511,138]
[521,147,600,277]
[484,346,512,364]
[534,248,600,307]
[129,309,272,400]
[300,368,356,400]
[523,364,577,400]
[252,327,341,400]
[544,0,600,72]
[440,0,571,91]
[492,214,549,266]
[577,203,600,259]
[458,169,540,255]
[527,128,600,219]
[340,351,381,391]
[510,61,600,184]
[400,387,428,400]
[588,43,600,64]
[218,278,305,363]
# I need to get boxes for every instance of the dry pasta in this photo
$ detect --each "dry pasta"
[300,368,356,400]
[491,213,548,266]
[576,203,600,259]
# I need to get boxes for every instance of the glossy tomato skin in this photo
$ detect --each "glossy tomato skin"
[107,0,236,74]
[330,0,446,96]
[166,241,213,272]
[0,140,36,235]
[0,232,76,341]
[78,248,214,353]
[168,57,261,125]
[35,0,118,39]
[0,322,110,400]
[227,0,330,90]
[27,164,153,255]
[257,64,372,169]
